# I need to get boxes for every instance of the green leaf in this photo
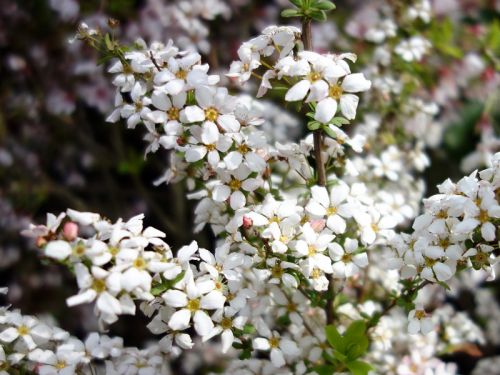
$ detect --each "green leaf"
[322,125,338,138]
[325,325,345,352]
[344,321,366,340]
[289,0,303,7]
[314,0,336,11]
[281,9,301,17]
[485,20,500,54]
[312,365,336,375]
[150,272,185,296]
[331,117,350,126]
[243,324,256,334]
[308,121,321,130]
[309,9,327,21]
[346,360,373,375]
[104,33,113,50]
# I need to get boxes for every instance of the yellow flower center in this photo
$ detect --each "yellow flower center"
[167,107,180,121]
[92,279,107,293]
[341,253,352,263]
[371,223,379,233]
[308,245,317,256]
[311,268,322,279]
[205,144,216,151]
[479,209,489,223]
[435,210,448,219]
[438,238,450,249]
[237,144,250,154]
[133,257,147,270]
[229,178,242,191]
[242,63,250,72]
[326,206,337,216]
[221,317,233,330]
[308,71,322,82]
[269,337,280,348]
[204,107,219,122]
[271,264,284,279]
[425,257,437,267]
[135,101,143,112]
[187,298,201,312]
[329,84,343,100]
[17,325,30,336]
[415,310,426,320]
[55,361,67,370]
[109,246,119,256]
[269,216,281,224]
[286,302,297,312]
[123,64,134,75]
[175,69,188,80]
[73,244,86,257]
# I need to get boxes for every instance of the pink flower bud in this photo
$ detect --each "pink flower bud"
[36,236,47,248]
[242,216,253,229]
[310,219,326,232]
[63,222,79,241]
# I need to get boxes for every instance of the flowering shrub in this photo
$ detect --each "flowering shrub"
[1,0,500,374]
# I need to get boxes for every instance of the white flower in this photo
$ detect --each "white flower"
[395,36,431,62]
[314,72,371,122]
[162,273,225,336]
[0,313,51,350]
[306,183,354,234]
[408,305,434,335]
[212,166,262,210]
[253,330,300,368]
[119,82,151,129]
[181,86,240,133]
[329,238,368,278]
[66,264,125,324]
[294,223,334,274]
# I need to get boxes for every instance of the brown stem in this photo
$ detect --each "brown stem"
[301,19,326,187]
[302,17,330,324]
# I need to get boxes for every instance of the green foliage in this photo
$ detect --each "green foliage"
[150,272,185,296]
[427,18,463,59]
[323,321,373,375]
[281,0,336,22]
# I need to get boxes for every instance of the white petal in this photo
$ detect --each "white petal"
[45,240,72,260]
[314,98,337,123]
[213,185,231,202]
[339,94,359,120]
[230,191,246,210]
[168,309,192,331]
[224,152,243,170]
[200,291,226,310]
[162,290,188,308]
[193,310,214,336]
[341,73,371,92]
[218,115,240,133]
[285,80,311,101]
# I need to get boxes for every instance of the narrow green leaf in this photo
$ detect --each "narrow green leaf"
[290,0,303,7]
[310,9,327,21]
[308,121,321,130]
[281,9,301,17]
[322,125,338,138]
[314,1,336,11]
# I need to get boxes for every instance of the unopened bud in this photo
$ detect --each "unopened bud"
[36,236,47,248]
[63,222,79,241]
[108,18,119,28]
[242,216,253,229]
[310,219,326,232]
